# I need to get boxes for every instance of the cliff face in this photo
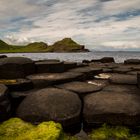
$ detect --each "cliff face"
[0,38,89,53]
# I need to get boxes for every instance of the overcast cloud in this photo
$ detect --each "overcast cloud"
[0,0,140,50]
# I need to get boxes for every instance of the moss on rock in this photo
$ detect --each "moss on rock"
[0,118,78,140]
[89,124,140,140]
[0,118,62,140]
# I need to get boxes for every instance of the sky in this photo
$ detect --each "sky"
[0,0,140,51]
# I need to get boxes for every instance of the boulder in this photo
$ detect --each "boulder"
[0,79,33,91]
[82,60,90,64]
[0,57,35,79]
[100,57,115,63]
[0,55,7,59]
[56,81,102,97]
[10,89,39,116]
[83,91,140,126]
[16,88,82,129]
[0,84,11,121]
[109,74,137,85]
[35,61,64,73]
[124,59,140,65]
[27,72,83,88]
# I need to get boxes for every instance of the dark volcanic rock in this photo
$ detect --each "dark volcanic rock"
[27,72,83,88]
[0,57,35,79]
[16,88,82,128]
[0,84,11,121]
[113,67,132,74]
[83,91,140,126]
[103,84,140,94]
[69,67,102,80]
[0,55,7,59]
[137,72,140,88]
[109,74,137,85]
[63,62,77,70]
[0,79,33,91]
[56,81,102,97]
[100,57,115,63]
[124,59,140,65]
[35,61,64,73]
[127,71,140,75]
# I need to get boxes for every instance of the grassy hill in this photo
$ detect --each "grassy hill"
[0,38,89,53]
[49,38,87,52]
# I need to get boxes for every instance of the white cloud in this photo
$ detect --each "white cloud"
[0,0,140,50]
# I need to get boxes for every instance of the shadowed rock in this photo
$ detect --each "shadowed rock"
[0,55,7,59]
[63,62,77,70]
[0,57,35,79]
[35,61,64,73]
[16,88,82,129]
[69,67,102,80]
[0,84,11,121]
[113,67,132,74]
[0,79,33,91]
[124,59,140,65]
[83,91,140,126]
[100,57,115,63]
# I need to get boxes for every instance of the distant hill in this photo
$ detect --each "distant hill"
[0,38,89,53]
[49,38,88,52]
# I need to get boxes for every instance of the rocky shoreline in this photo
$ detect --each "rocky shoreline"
[0,55,140,139]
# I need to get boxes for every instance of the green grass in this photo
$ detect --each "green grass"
[0,38,86,53]
[89,124,140,140]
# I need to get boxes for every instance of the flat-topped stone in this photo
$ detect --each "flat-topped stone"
[0,57,35,79]
[0,84,11,121]
[83,91,140,126]
[56,81,102,97]
[35,61,64,73]
[109,74,137,85]
[27,72,83,88]
[16,88,82,128]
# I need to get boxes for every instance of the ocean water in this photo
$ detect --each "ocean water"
[1,51,140,63]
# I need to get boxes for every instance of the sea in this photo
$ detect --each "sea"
[1,51,140,63]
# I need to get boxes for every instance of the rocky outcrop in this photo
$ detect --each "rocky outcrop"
[0,57,35,79]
